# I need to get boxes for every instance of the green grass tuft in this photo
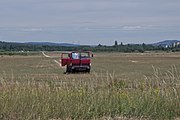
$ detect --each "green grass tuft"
[0,68,179,119]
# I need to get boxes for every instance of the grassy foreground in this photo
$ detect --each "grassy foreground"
[0,67,179,120]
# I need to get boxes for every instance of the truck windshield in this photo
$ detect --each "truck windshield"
[80,52,90,58]
[72,52,90,59]
[72,53,80,59]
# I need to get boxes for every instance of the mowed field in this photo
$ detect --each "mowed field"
[1,52,180,82]
[0,52,180,119]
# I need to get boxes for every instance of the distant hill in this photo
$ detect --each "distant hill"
[1,40,180,53]
[152,40,180,47]
[25,42,80,47]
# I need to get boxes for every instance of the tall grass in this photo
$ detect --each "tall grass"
[0,67,179,119]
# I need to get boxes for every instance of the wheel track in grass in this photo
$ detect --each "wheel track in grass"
[41,52,64,68]
[42,51,50,58]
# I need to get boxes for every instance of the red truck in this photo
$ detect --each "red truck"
[60,51,92,73]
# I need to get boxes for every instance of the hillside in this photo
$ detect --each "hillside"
[26,42,80,47]
[1,40,180,52]
[152,40,180,47]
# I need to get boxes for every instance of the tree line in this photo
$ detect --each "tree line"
[0,41,180,54]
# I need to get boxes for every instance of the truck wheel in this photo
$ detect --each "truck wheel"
[86,69,90,73]
[87,65,91,73]
[66,65,72,73]
[72,69,76,73]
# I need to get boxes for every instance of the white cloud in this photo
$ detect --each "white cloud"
[122,26,142,31]
[20,28,43,32]
[0,0,180,44]
[0,0,180,27]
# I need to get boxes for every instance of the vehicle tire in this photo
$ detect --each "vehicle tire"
[87,65,91,73]
[66,65,72,73]
[86,69,90,73]
[72,68,76,73]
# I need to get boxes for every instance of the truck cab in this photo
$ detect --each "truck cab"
[61,51,92,73]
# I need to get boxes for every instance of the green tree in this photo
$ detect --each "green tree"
[114,41,118,46]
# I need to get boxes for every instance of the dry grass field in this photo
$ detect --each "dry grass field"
[0,52,180,119]
[1,52,180,82]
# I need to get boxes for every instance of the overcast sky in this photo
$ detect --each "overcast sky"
[0,0,180,45]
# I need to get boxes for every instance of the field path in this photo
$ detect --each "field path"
[54,60,62,66]
[42,51,51,58]
[41,52,64,68]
